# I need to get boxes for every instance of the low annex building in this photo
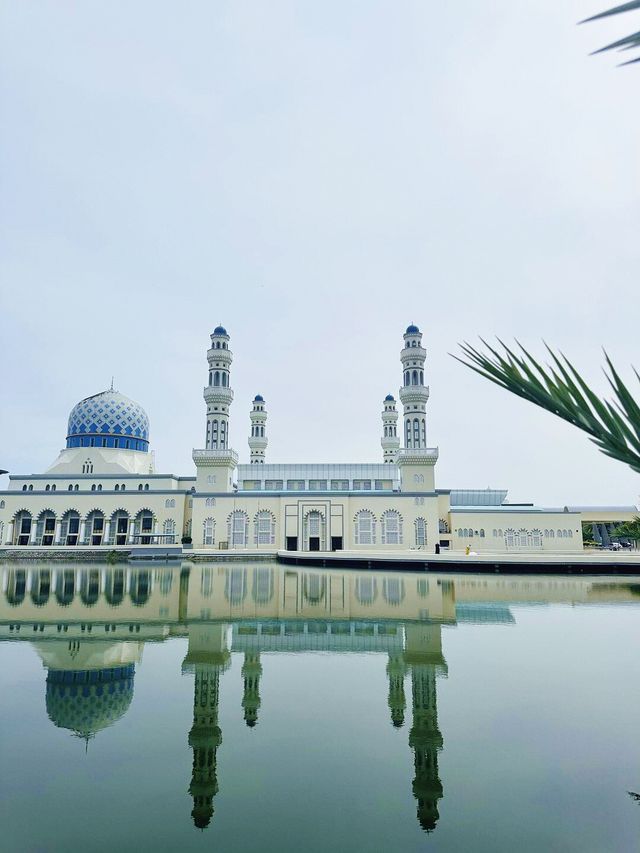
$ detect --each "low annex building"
[0,325,634,554]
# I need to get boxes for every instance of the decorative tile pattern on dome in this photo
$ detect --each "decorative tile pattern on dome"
[66,390,149,451]
[46,665,135,737]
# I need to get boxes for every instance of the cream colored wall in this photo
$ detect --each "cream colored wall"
[449,511,583,552]
[190,493,441,552]
[578,509,638,524]
[0,489,188,545]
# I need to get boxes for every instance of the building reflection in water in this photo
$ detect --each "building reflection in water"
[3,562,638,833]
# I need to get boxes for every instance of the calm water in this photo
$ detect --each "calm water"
[1,562,639,853]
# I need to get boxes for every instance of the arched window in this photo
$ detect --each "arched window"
[163,519,176,543]
[59,510,80,546]
[413,418,419,446]
[121,484,125,491]
[518,528,528,547]
[568,529,573,538]
[381,510,403,545]
[254,511,275,546]
[214,371,220,386]
[165,498,176,508]
[45,484,50,492]
[133,510,154,544]
[221,372,227,387]
[14,511,33,545]
[86,510,105,545]
[144,484,149,491]
[412,369,418,385]
[405,420,412,448]
[28,485,33,491]
[355,576,377,604]
[35,510,56,546]
[115,484,120,491]
[492,529,498,537]
[112,510,130,545]
[354,510,376,545]
[531,529,542,548]
[97,484,101,491]
[479,529,485,538]
[22,485,27,491]
[228,510,248,547]
[74,484,79,491]
[0,500,4,509]
[415,517,426,548]
[505,528,516,548]
[549,529,555,539]
[138,484,143,491]
[91,484,96,491]
[421,419,426,444]
[206,497,216,507]
[420,370,424,384]
[203,517,215,546]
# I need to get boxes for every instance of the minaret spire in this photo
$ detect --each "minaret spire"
[381,394,400,463]
[248,395,268,464]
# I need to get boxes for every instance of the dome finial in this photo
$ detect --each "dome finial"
[110,376,114,392]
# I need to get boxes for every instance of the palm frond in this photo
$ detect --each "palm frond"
[580,1,640,64]
[453,342,640,475]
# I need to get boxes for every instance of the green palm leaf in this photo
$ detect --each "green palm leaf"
[453,341,640,475]
[581,1,640,65]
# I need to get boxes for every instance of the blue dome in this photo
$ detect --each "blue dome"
[213,325,228,336]
[405,324,420,335]
[66,390,149,452]
[46,664,135,738]
[254,394,264,402]
[384,394,395,401]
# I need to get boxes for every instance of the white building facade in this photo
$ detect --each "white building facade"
[0,324,632,555]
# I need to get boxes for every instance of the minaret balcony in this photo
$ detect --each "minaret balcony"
[204,386,234,404]
[397,448,439,465]
[192,449,239,466]
[398,386,430,403]
[248,437,268,449]
[400,346,426,362]
[207,348,233,364]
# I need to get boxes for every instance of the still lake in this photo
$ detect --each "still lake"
[1,561,639,853]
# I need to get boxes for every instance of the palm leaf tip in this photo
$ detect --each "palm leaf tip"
[454,340,640,475]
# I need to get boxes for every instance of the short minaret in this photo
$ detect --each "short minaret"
[241,651,262,726]
[248,395,268,464]
[192,326,238,492]
[381,394,400,463]
[398,324,429,450]
[204,326,233,451]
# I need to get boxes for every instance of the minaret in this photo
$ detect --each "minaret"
[248,395,268,464]
[204,326,233,451]
[193,327,238,492]
[386,651,408,727]
[183,625,231,830]
[241,651,262,726]
[381,394,400,463]
[398,324,429,450]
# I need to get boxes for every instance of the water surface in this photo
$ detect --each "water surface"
[1,563,639,852]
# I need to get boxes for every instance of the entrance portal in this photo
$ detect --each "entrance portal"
[303,511,326,552]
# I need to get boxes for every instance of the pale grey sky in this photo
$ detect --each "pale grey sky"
[1,1,638,506]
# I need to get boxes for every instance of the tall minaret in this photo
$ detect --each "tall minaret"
[398,325,429,450]
[193,327,238,493]
[241,651,262,726]
[204,326,233,451]
[381,394,400,463]
[248,395,268,464]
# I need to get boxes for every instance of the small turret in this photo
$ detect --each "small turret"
[248,395,268,464]
[381,394,400,463]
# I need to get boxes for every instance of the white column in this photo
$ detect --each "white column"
[79,520,87,545]
[7,520,14,545]
[54,520,63,545]
[29,521,38,545]
[104,520,111,544]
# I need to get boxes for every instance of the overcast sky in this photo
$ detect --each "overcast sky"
[1,1,639,506]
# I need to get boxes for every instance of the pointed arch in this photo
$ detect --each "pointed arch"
[414,517,427,548]
[227,510,249,547]
[381,510,403,545]
[353,510,376,545]
[254,510,276,546]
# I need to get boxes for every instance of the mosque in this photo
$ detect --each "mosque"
[0,324,634,555]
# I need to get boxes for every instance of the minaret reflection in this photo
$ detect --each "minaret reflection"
[386,652,408,727]
[182,624,230,830]
[404,623,447,833]
[241,651,262,727]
